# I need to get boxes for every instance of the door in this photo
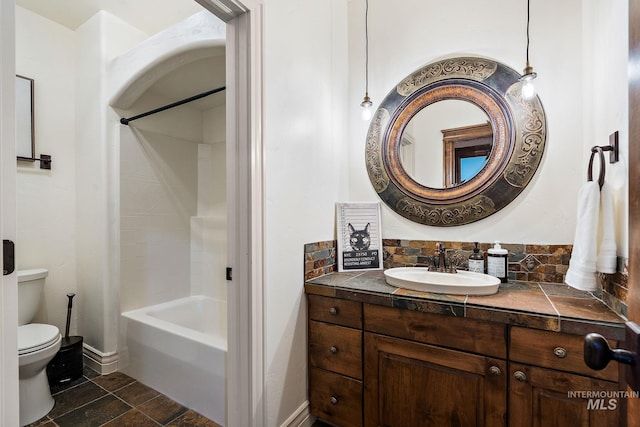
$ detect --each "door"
[628,0,640,425]
[0,0,19,425]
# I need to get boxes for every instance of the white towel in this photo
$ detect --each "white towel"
[565,181,600,291]
[596,181,617,273]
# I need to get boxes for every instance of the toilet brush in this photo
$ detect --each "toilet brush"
[64,293,73,338]
[46,293,84,384]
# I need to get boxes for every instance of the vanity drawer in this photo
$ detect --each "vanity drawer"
[308,294,362,329]
[509,327,618,382]
[364,304,507,358]
[309,367,363,427]
[309,320,362,380]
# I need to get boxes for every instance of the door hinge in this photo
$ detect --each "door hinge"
[226,267,232,281]
[3,240,15,275]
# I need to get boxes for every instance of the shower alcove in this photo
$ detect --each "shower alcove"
[110,11,227,425]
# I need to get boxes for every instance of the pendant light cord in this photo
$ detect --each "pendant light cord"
[526,0,531,64]
[364,0,369,95]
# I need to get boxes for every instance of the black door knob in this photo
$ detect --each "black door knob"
[584,333,635,370]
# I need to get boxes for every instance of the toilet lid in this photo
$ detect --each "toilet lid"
[18,324,60,355]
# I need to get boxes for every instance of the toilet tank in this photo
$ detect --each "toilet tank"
[17,269,48,326]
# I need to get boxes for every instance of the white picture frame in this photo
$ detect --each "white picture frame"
[16,75,34,160]
[336,202,383,272]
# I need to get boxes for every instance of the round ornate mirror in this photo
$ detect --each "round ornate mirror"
[366,56,547,226]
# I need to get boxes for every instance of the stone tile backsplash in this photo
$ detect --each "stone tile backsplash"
[303,239,628,319]
[382,240,572,284]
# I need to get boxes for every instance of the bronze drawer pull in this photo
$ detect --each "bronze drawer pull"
[330,396,338,405]
[514,371,527,382]
[329,307,338,315]
[553,347,567,358]
[330,346,338,354]
[489,366,501,376]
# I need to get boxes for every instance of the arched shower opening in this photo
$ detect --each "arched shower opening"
[110,12,227,425]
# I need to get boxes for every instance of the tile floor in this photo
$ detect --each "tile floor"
[27,367,222,427]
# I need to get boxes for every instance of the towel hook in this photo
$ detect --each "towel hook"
[588,146,605,190]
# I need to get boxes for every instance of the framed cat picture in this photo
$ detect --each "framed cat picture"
[336,202,383,272]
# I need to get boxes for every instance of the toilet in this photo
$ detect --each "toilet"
[17,269,62,426]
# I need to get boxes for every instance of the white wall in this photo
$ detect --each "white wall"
[15,7,77,334]
[347,0,629,253]
[583,0,629,254]
[263,0,349,424]
[75,11,149,356]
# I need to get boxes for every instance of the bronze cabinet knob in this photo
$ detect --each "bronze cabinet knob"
[553,347,567,358]
[514,371,527,382]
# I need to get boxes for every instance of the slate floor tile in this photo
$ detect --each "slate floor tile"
[113,381,160,407]
[54,394,131,427]
[101,409,160,427]
[167,409,223,427]
[137,394,188,425]
[91,371,136,392]
[49,381,108,418]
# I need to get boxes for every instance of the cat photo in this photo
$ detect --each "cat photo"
[348,223,371,251]
[336,202,382,271]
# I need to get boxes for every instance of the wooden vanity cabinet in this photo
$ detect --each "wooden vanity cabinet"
[508,327,621,427]
[307,295,624,426]
[363,304,507,427]
[308,295,363,427]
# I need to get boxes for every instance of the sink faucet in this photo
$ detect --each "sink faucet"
[437,242,447,272]
[434,242,458,274]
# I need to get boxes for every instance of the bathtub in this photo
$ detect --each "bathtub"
[121,296,226,425]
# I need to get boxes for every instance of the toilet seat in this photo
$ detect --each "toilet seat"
[18,324,60,355]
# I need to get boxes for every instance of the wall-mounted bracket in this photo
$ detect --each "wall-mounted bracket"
[17,153,52,170]
[608,131,620,163]
[3,240,15,275]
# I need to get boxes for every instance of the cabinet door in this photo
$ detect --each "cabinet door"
[509,363,621,427]
[364,332,506,427]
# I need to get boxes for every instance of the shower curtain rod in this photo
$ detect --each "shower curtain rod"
[119,86,226,125]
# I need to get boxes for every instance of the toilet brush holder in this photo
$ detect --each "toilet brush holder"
[47,293,83,384]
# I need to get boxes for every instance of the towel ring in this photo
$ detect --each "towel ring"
[588,146,605,190]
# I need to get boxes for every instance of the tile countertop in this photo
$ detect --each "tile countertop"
[304,270,627,341]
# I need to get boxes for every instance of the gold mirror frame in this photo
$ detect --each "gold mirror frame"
[366,56,547,226]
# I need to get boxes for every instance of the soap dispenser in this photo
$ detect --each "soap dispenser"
[468,242,484,273]
[487,241,508,283]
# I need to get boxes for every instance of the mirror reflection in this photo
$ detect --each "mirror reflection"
[400,99,492,188]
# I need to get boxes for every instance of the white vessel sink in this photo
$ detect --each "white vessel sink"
[384,267,500,295]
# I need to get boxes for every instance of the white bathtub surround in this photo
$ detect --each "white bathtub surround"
[191,140,227,300]
[190,215,227,299]
[121,296,226,425]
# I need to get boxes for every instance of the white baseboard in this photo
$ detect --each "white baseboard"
[83,343,119,375]
[281,400,313,427]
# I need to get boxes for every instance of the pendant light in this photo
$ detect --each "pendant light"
[360,0,373,120]
[519,0,537,100]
